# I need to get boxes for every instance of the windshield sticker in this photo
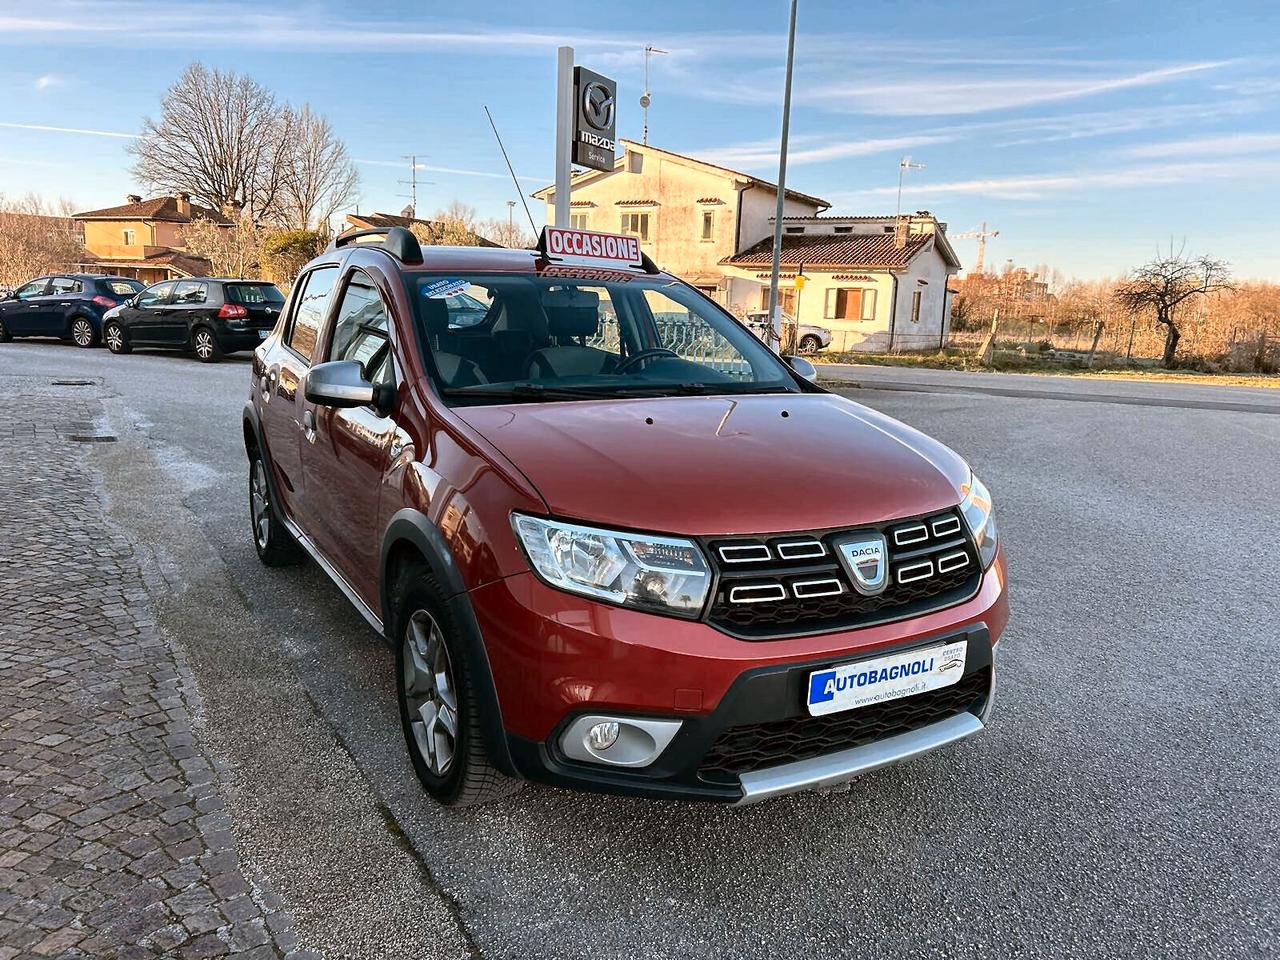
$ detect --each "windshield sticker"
[421,278,470,299]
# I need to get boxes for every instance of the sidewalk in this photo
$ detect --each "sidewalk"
[0,380,309,960]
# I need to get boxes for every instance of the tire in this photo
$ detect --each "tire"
[103,321,130,355]
[192,326,222,363]
[393,563,521,808]
[799,334,822,355]
[248,450,300,567]
[71,317,97,348]
[0,317,11,343]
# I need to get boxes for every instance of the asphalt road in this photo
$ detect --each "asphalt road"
[4,340,1278,960]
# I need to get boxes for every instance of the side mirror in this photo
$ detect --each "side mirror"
[784,355,818,383]
[305,360,377,408]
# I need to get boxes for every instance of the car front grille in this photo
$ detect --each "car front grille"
[698,667,991,781]
[702,509,981,639]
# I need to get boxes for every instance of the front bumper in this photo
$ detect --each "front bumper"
[473,549,1008,803]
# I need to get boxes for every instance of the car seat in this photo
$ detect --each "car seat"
[422,298,488,387]
[525,289,615,379]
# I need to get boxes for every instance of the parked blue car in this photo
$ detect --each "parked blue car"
[0,274,145,347]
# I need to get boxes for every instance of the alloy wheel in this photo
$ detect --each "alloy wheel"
[194,330,215,360]
[403,610,459,777]
[250,459,271,549]
[105,324,124,352]
[72,319,94,347]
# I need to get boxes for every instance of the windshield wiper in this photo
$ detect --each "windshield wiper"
[441,383,624,402]
[612,382,795,397]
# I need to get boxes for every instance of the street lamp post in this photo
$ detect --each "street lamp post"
[766,0,799,355]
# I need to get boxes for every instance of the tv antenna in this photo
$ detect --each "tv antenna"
[397,154,435,218]
[896,155,926,220]
[641,45,669,145]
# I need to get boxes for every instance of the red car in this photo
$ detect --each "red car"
[244,226,1007,806]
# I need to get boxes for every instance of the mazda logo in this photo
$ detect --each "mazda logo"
[582,81,615,131]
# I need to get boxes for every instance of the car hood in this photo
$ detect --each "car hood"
[452,393,969,536]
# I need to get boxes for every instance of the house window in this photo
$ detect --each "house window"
[911,290,923,323]
[122,228,136,245]
[570,213,589,229]
[784,226,804,234]
[824,287,877,321]
[701,210,714,241]
[834,226,853,234]
[619,212,650,241]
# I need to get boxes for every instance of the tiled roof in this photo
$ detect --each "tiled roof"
[722,233,932,269]
[73,196,231,225]
[696,197,726,205]
[614,199,659,207]
[80,247,213,277]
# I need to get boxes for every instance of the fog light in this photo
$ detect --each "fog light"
[587,721,620,751]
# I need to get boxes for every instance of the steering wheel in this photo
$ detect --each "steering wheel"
[615,347,679,375]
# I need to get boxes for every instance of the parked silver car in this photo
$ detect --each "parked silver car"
[743,310,832,354]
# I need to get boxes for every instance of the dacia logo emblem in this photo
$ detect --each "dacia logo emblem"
[835,533,889,596]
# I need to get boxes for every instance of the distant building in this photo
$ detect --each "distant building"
[343,211,501,247]
[721,213,962,353]
[73,193,228,283]
[532,140,831,301]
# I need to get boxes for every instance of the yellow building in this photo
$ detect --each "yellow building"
[532,140,830,303]
[73,193,229,283]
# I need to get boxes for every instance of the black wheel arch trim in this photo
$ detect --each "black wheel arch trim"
[381,508,516,777]
[241,401,287,526]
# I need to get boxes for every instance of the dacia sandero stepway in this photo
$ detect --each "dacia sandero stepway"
[244,225,1007,806]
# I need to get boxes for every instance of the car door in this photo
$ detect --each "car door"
[168,280,208,345]
[44,277,82,336]
[5,279,52,334]
[127,281,178,344]
[298,267,401,601]
[258,264,340,525]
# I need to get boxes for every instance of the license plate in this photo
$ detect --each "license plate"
[806,640,967,716]
[258,329,270,339]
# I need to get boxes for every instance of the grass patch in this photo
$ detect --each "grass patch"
[817,350,1280,389]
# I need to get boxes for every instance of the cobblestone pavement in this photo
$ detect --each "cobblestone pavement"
[0,382,311,960]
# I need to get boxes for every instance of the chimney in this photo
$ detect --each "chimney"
[127,194,142,204]
[175,192,191,217]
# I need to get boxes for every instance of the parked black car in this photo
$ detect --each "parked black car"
[102,278,286,362]
[0,274,145,347]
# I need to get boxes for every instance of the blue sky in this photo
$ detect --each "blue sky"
[1,0,1277,279]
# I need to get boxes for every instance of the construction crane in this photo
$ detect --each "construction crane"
[954,221,1000,275]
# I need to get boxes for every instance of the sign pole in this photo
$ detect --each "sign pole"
[554,45,575,228]
[766,0,799,354]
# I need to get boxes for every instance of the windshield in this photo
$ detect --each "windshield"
[408,272,798,403]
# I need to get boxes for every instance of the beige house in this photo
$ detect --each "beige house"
[73,193,228,283]
[721,213,962,353]
[532,140,830,301]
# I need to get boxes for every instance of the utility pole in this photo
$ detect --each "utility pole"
[766,0,799,355]
[641,45,669,145]
[506,200,516,230]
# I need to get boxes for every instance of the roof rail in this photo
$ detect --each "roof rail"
[330,226,424,265]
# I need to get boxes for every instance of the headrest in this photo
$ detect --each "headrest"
[421,296,450,336]
[541,288,601,338]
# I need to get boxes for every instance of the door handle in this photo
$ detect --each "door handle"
[302,409,316,443]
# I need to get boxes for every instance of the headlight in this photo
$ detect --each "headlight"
[960,472,999,570]
[511,514,710,617]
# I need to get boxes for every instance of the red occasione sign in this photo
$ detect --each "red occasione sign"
[543,227,642,266]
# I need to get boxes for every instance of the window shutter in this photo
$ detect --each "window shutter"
[825,288,837,319]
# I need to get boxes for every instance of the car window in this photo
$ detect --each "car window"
[286,266,339,360]
[103,280,144,297]
[328,271,393,387]
[226,283,285,305]
[49,277,82,295]
[137,281,176,308]
[172,281,207,305]
[15,279,49,299]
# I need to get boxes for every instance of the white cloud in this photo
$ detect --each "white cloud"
[33,74,62,91]
[698,134,954,169]
[1123,132,1280,159]
[0,121,135,139]
[355,158,547,183]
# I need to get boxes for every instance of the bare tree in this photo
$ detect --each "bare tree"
[277,105,358,230]
[130,63,288,219]
[411,202,491,247]
[181,212,264,279]
[1115,245,1233,368]
[479,217,535,249]
[0,194,83,288]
